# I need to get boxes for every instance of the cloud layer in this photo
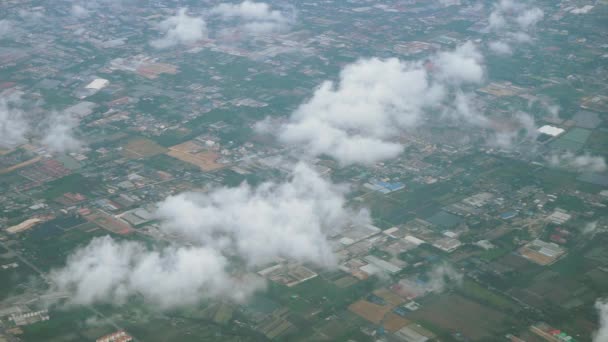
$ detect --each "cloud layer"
[260,42,484,165]
[50,163,367,308]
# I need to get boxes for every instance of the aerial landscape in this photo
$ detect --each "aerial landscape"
[0,0,607,341]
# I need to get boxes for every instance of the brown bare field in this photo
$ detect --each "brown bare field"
[86,212,133,235]
[0,156,41,175]
[121,138,167,159]
[348,300,390,324]
[348,287,407,325]
[409,294,511,341]
[374,288,406,307]
[382,313,410,332]
[167,140,227,171]
[136,63,178,79]
[334,276,359,288]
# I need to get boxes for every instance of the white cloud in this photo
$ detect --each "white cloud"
[150,8,207,49]
[211,1,294,35]
[49,236,261,309]
[156,162,365,267]
[50,163,366,308]
[71,4,89,18]
[488,11,507,31]
[0,20,13,38]
[445,91,490,127]
[571,6,594,15]
[583,222,598,235]
[489,40,513,55]
[515,7,544,30]
[595,299,608,342]
[0,94,83,153]
[548,152,607,173]
[433,41,485,84]
[508,31,532,43]
[41,112,82,153]
[274,58,441,165]
[487,0,543,54]
[0,95,29,148]
[438,0,461,6]
[397,264,463,297]
[489,111,538,149]
[260,43,484,165]
[18,9,44,21]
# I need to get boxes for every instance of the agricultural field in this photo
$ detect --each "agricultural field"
[120,137,168,159]
[167,140,227,171]
[408,294,515,341]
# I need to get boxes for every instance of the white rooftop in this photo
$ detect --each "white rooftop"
[85,78,109,90]
[538,125,565,137]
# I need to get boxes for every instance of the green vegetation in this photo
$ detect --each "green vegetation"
[457,278,521,313]
[21,308,102,342]
[20,226,107,271]
[41,174,100,200]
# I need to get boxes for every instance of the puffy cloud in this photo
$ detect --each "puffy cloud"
[0,95,29,148]
[489,112,538,149]
[156,162,365,267]
[150,8,207,49]
[595,299,608,342]
[515,7,544,30]
[433,41,485,84]
[548,152,607,173]
[488,11,507,31]
[0,20,13,38]
[438,0,461,6]
[71,4,89,18]
[0,94,83,153]
[571,6,594,15]
[489,40,513,55]
[508,31,532,43]
[49,236,260,309]
[260,43,484,165]
[211,1,294,35]
[397,264,463,297]
[274,58,441,165]
[487,0,543,54]
[41,112,82,153]
[583,221,598,235]
[444,91,490,127]
[50,163,366,308]
[18,9,45,21]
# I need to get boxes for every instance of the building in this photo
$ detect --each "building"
[537,125,565,137]
[546,209,571,225]
[432,237,462,253]
[363,255,402,274]
[530,322,577,342]
[85,78,109,90]
[519,239,566,266]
